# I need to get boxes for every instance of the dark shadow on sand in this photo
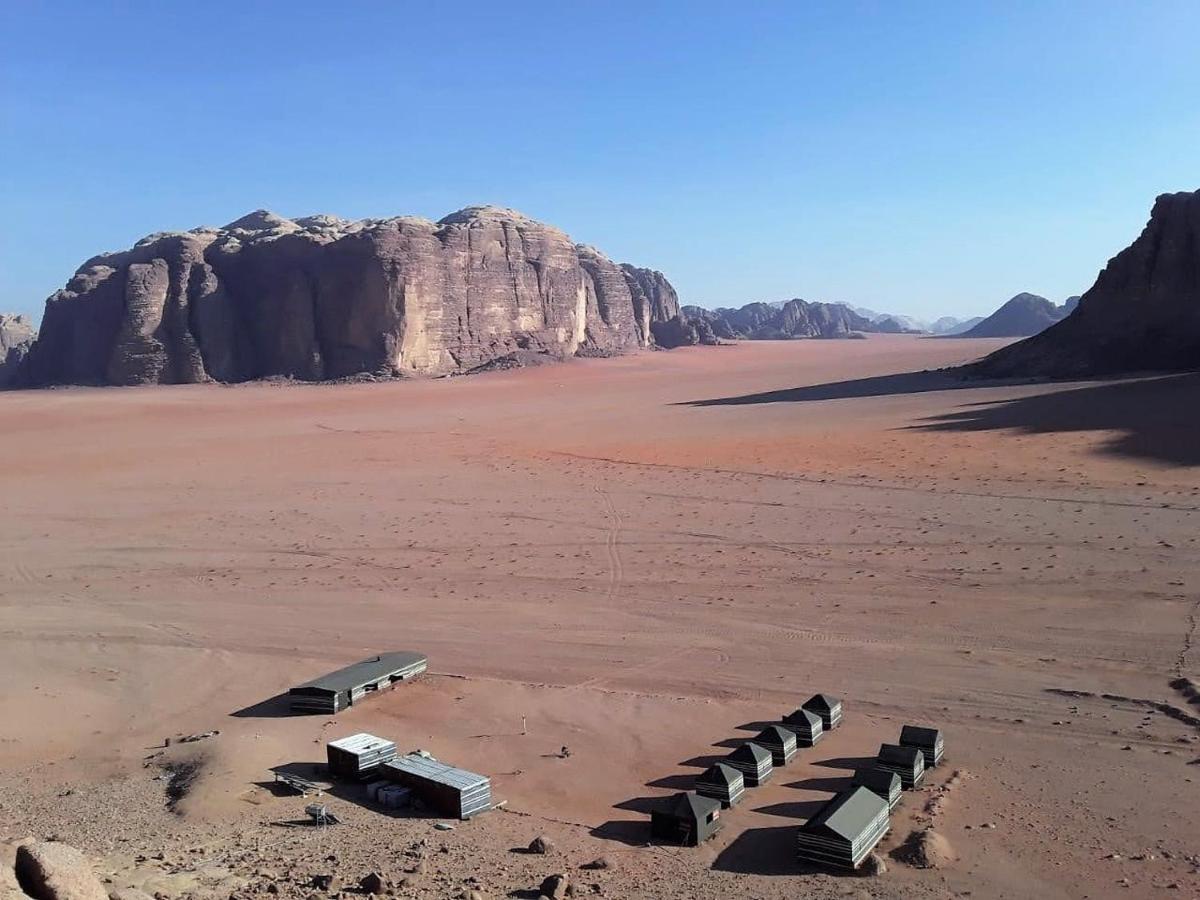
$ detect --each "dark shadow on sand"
[711,826,817,876]
[230,692,298,718]
[679,370,984,406]
[681,370,1200,467]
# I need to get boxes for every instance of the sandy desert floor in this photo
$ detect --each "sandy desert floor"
[1,335,1198,900]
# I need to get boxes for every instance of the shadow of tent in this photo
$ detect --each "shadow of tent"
[752,800,827,820]
[784,775,852,793]
[711,826,809,876]
[230,692,297,718]
[732,720,782,733]
[590,820,650,846]
[645,774,696,790]
[811,756,875,772]
[678,754,726,769]
[712,737,751,749]
[613,796,665,814]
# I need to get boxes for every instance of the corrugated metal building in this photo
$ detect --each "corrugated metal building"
[876,743,925,789]
[694,762,745,808]
[900,725,945,768]
[851,767,902,810]
[288,651,428,714]
[781,707,824,747]
[326,733,397,779]
[802,693,843,730]
[725,742,773,787]
[753,725,798,767]
[650,792,723,846]
[381,754,491,819]
[796,786,890,870]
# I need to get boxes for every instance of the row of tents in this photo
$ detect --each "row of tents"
[649,694,843,846]
[651,706,947,872]
[796,724,945,869]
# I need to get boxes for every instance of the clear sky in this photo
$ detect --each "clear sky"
[2,1,1197,324]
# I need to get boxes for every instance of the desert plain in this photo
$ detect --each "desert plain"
[1,335,1198,900]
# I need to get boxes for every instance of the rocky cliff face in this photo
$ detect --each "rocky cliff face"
[957,292,1069,338]
[970,191,1200,377]
[0,313,35,388]
[18,207,679,387]
[682,299,873,340]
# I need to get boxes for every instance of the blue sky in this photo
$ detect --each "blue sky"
[2,1,1197,323]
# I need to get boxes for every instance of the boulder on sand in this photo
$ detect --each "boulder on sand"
[527,835,555,855]
[14,843,108,900]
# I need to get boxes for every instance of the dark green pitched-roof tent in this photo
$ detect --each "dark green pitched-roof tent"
[725,742,773,786]
[695,762,745,808]
[781,707,824,747]
[801,693,843,730]
[650,792,723,846]
[753,724,798,766]
[899,724,945,768]
[851,766,902,809]
[796,786,890,869]
[876,743,925,789]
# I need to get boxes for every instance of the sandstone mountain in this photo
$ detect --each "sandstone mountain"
[0,313,35,388]
[681,299,873,340]
[930,315,984,335]
[970,190,1200,376]
[957,292,1071,338]
[17,207,681,387]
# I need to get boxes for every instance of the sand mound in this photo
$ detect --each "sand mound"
[893,828,957,869]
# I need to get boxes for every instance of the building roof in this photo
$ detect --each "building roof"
[698,763,742,786]
[327,733,396,755]
[755,725,795,744]
[900,725,942,745]
[801,786,888,841]
[383,754,488,791]
[660,792,720,820]
[802,693,842,712]
[852,767,901,793]
[878,743,923,767]
[291,651,427,693]
[783,708,822,728]
[729,742,772,764]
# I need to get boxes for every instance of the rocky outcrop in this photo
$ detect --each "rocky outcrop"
[14,843,107,900]
[17,207,681,387]
[957,292,1070,338]
[0,314,35,388]
[682,299,873,340]
[970,190,1200,376]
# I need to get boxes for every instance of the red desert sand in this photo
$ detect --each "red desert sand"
[1,335,1198,900]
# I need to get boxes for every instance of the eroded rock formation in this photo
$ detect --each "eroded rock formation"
[956,292,1070,338]
[0,314,35,388]
[970,190,1200,376]
[18,207,681,386]
[682,299,873,340]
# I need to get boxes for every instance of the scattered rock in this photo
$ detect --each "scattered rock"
[527,836,555,855]
[15,842,108,900]
[308,876,333,891]
[537,874,570,900]
[580,858,611,871]
[860,853,887,877]
[357,874,385,895]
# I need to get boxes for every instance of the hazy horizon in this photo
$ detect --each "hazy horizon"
[2,2,1197,326]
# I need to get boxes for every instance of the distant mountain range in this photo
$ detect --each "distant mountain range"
[954,293,1080,338]
[681,297,1067,341]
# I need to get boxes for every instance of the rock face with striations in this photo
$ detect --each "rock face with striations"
[970,190,1200,376]
[18,207,681,387]
[683,298,873,340]
[0,314,36,388]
